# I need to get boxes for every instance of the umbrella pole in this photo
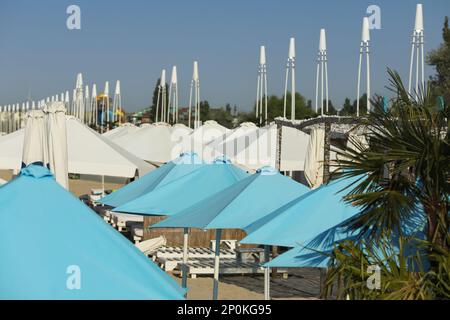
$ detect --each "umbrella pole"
[182,227,189,295]
[212,229,222,300]
[264,245,271,300]
[101,175,105,198]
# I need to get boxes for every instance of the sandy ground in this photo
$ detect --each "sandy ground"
[1,170,322,300]
[0,170,126,197]
[170,270,321,300]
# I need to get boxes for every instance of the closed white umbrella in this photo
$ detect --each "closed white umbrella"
[0,117,153,178]
[22,109,48,167]
[304,128,325,188]
[44,102,69,189]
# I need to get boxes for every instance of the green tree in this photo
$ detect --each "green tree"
[427,17,450,105]
[258,92,314,123]
[341,97,354,115]
[199,100,210,121]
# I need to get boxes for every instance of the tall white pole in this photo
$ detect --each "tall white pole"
[182,227,189,296]
[169,66,178,124]
[104,81,110,131]
[188,81,193,128]
[283,38,296,120]
[283,61,289,119]
[408,4,425,100]
[256,45,268,125]
[357,18,370,117]
[113,80,121,125]
[92,84,98,126]
[212,229,222,300]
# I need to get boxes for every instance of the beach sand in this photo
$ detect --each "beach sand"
[170,269,321,300]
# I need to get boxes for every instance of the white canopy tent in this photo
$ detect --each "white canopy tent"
[180,120,229,162]
[0,116,153,178]
[112,122,183,165]
[208,123,310,172]
[102,122,139,141]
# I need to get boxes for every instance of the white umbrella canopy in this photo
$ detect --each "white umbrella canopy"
[22,109,48,168]
[102,122,139,140]
[112,122,178,165]
[180,120,229,162]
[44,102,69,189]
[209,122,271,170]
[0,116,153,178]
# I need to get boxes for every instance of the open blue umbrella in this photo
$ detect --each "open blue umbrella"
[99,152,203,207]
[0,165,185,300]
[113,156,249,216]
[266,207,427,269]
[113,156,249,292]
[240,175,364,247]
[153,166,310,299]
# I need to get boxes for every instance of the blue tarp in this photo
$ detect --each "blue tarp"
[0,165,185,300]
[113,157,249,216]
[153,166,310,230]
[99,152,204,207]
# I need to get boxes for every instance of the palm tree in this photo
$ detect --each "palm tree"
[323,70,449,299]
[335,69,449,254]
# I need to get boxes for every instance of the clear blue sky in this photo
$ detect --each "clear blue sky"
[0,0,449,112]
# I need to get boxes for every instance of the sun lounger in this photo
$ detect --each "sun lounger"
[130,223,144,243]
[110,213,144,232]
[135,236,167,256]
[177,258,287,278]
[155,246,236,271]
[93,206,114,223]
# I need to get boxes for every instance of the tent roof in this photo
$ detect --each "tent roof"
[153,166,310,230]
[112,123,192,164]
[102,123,139,140]
[207,123,309,171]
[241,175,363,247]
[0,117,153,178]
[113,160,249,216]
[0,165,184,299]
[100,152,204,207]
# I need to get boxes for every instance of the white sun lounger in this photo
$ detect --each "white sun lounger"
[179,258,288,278]
[155,246,236,271]
[131,224,146,243]
[110,213,144,232]
[135,236,167,256]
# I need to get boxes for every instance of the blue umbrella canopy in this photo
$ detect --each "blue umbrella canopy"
[265,204,427,269]
[99,152,204,207]
[0,165,185,300]
[113,157,249,216]
[153,166,310,230]
[240,175,364,247]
